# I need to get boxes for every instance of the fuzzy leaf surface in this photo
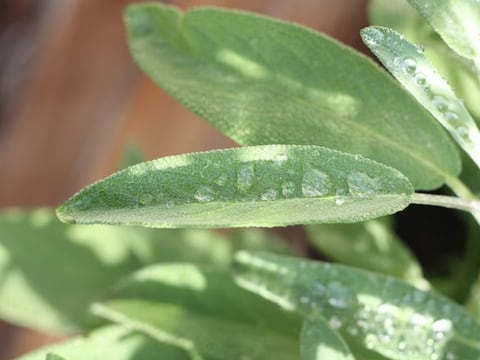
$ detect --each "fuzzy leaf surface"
[234,251,480,360]
[124,3,461,190]
[404,0,480,60]
[57,145,414,228]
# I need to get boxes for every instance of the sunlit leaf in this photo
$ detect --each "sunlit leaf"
[18,325,190,360]
[92,263,301,359]
[234,251,480,360]
[57,145,414,228]
[124,3,461,190]
[0,209,294,333]
[361,26,480,169]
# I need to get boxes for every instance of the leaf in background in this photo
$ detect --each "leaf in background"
[92,264,301,360]
[45,354,66,360]
[57,145,414,228]
[368,0,480,123]
[404,0,480,61]
[124,3,461,190]
[234,251,480,360]
[306,218,428,289]
[301,315,354,360]
[18,325,190,360]
[0,209,294,333]
[120,142,146,169]
[361,26,480,169]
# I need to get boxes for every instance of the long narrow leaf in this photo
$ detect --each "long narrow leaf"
[234,251,480,360]
[361,26,480,169]
[57,145,414,228]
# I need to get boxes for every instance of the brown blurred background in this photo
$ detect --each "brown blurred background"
[0,0,367,357]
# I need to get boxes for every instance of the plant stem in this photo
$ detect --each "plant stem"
[445,175,476,200]
[411,192,480,213]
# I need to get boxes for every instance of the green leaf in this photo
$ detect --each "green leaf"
[124,3,461,190]
[306,218,428,288]
[45,354,66,360]
[466,272,480,322]
[0,209,294,333]
[361,26,480,169]
[97,263,301,336]
[404,0,480,60]
[301,315,355,360]
[18,325,190,360]
[368,0,480,123]
[234,251,480,360]
[57,145,414,228]
[92,264,301,360]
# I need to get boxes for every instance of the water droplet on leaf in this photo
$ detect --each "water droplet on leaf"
[401,57,417,74]
[260,188,277,201]
[139,193,153,205]
[237,164,254,192]
[414,72,426,86]
[194,186,214,202]
[281,181,295,197]
[432,95,449,112]
[301,167,332,197]
[364,28,385,46]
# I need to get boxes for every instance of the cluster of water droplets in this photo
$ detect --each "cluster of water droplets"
[136,151,386,208]
[351,303,456,360]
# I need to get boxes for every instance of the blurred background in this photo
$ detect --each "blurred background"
[0,0,367,357]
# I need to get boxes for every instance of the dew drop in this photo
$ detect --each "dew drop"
[444,111,460,126]
[166,200,175,209]
[214,173,228,186]
[327,282,353,309]
[273,153,288,163]
[432,95,449,112]
[431,319,453,333]
[194,186,214,202]
[329,316,343,330]
[456,126,470,140]
[139,193,153,205]
[301,167,332,197]
[260,188,277,201]
[364,28,385,46]
[281,181,295,197]
[401,57,417,74]
[414,72,426,86]
[347,171,380,198]
[237,164,254,192]
[335,198,345,206]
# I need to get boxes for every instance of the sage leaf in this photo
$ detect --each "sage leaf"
[306,219,428,288]
[234,251,480,360]
[18,325,190,360]
[404,0,480,61]
[124,3,460,190]
[301,315,355,360]
[0,209,293,333]
[92,263,301,360]
[57,145,414,228]
[361,26,480,169]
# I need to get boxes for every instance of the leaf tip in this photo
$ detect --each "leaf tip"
[55,205,76,225]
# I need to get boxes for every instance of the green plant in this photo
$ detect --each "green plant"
[2,0,480,359]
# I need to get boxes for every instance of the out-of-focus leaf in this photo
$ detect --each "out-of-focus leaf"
[368,0,480,122]
[124,3,461,190]
[404,0,480,60]
[92,263,301,359]
[57,145,414,228]
[467,272,480,322]
[234,251,480,360]
[0,209,294,333]
[361,26,480,169]
[18,325,190,360]
[45,354,66,360]
[301,315,355,360]
[306,218,428,288]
